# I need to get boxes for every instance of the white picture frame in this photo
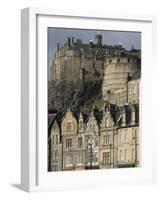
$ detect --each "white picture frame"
[21,7,157,192]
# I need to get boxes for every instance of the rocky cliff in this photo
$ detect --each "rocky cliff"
[48,80,103,114]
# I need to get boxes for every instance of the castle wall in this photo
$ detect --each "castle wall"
[128,79,140,104]
[102,57,138,101]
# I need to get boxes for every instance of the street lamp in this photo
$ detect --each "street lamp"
[88,143,92,169]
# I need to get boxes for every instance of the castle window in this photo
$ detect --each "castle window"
[66,122,72,133]
[109,59,112,63]
[128,58,131,63]
[118,58,120,63]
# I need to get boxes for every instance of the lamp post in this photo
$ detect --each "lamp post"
[88,143,92,169]
[135,130,137,166]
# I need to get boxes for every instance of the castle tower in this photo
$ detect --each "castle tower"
[102,56,139,101]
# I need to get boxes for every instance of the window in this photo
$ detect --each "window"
[103,135,110,145]
[124,129,128,143]
[53,150,58,159]
[132,128,135,142]
[121,131,124,144]
[105,118,109,127]
[94,152,98,163]
[52,135,54,144]
[78,137,82,148]
[66,155,72,166]
[66,138,72,148]
[133,84,136,94]
[56,135,58,144]
[66,122,72,133]
[53,125,57,131]
[95,138,99,147]
[119,131,122,145]
[124,149,128,162]
[78,154,83,164]
[120,150,123,162]
[103,152,110,164]
[132,149,135,162]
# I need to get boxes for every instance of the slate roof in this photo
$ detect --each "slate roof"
[48,103,139,136]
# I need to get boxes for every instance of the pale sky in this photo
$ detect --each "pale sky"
[48,27,141,72]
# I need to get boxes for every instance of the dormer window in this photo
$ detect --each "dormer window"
[66,122,72,133]
[56,134,58,144]
[105,118,109,127]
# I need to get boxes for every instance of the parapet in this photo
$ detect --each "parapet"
[105,56,139,64]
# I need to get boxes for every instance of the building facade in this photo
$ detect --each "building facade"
[48,34,141,172]
[48,103,140,171]
[99,105,115,169]
[49,120,62,171]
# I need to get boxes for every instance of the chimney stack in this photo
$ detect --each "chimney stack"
[57,43,60,51]
[95,34,102,45]
[67,37,71,47]
[72,37,75,44]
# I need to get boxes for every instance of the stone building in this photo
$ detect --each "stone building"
[76,112,86,170]
[99,105,115,169]
[50,34,140,81]
[48,34,141,171]
[84,109,99,169]
[49,119,62,171]
[128,70,141,104]
[48,103,140,171]
[114,104,140,167]
[61,109,79,170]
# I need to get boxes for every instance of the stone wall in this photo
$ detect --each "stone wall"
[102,56,138,101]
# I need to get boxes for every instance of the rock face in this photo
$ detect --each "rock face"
[48,80,102,114]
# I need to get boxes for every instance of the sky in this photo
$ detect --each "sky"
[48,27,141,72]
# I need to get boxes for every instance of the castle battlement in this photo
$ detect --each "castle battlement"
[105,56,139,65]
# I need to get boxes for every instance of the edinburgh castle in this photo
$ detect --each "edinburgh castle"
[48,34,141,171]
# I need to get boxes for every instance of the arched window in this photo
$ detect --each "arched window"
[66,122,72,133]
[105,118,109,127]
